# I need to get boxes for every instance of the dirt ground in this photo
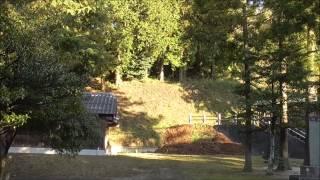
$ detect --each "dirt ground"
[156,124,243,155]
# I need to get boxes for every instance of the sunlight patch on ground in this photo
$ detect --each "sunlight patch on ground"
[123,153,244,165]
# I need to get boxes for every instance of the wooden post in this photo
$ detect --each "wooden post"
[218,113,222,125]
[189,114,192,124]
[203,113,206,123]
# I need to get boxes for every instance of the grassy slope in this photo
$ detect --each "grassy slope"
[102,79,240,147]
[8,154,301,180]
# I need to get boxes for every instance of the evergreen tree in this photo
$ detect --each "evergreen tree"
[184,0,240,79]
[235,0,264,172]
[263,0,309,171]
[0,1,100,175]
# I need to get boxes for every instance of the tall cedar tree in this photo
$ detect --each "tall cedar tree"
[263,0,312,171]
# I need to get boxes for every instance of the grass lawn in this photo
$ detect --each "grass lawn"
[7,153,300,180]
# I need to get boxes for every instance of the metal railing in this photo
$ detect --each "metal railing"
[288,128,306,143]
[188,113,307,144]
[258,117,306,143]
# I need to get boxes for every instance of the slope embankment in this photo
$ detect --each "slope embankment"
[102,79,241,150]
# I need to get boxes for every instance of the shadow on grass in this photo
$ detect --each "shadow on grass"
[179,79,241,115]
[112,90,162,146]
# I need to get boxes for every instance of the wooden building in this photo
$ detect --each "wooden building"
[83,92,119,153]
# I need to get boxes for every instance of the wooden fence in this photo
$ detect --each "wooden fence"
[188,113,239,125]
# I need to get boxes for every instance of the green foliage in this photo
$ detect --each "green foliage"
[0,1,100,154]
[2,0,316,83]
[1,113,29,128]
[105,0,184,79]
[0,0,318,159]
[185,0,241,79]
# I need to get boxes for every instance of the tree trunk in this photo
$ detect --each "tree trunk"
[0,155,9,180]
[101,75,106,92]
[159,60,164,82]
[115,51,122,87]
[179,66,186,82]
[267,126,275,175]
[211,60,216,80]
[115,68,122,87]
[144,68,149,80]
[274,13,291,169]
[267,81,277,175]
[0,127,16,179]
[242,0,253,172]
[278,127,290,170]
[277,62,291,171]
[243,125,253,172]
[304,27,312,166]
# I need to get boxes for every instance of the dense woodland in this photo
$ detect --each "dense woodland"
[0,0,319,176]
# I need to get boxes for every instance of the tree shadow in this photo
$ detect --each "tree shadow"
[178,79,241,115]
[109,90,162,147]
[13,89,162,149]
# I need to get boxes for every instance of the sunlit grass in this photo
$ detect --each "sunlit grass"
[125,153,244,164]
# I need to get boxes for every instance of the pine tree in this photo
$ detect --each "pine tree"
[263,0,311,171]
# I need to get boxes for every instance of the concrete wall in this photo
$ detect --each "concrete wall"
[309,112,320,167]
[216,125,305,159]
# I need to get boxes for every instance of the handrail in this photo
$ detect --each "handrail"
[288,128,305,138]
[187,114,308,144]
[288,128,306,143]
[256,117,306,143]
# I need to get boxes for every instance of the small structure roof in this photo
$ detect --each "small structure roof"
[83,92,117,115]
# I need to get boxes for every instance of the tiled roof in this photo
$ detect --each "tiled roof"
[83,92,117,115]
